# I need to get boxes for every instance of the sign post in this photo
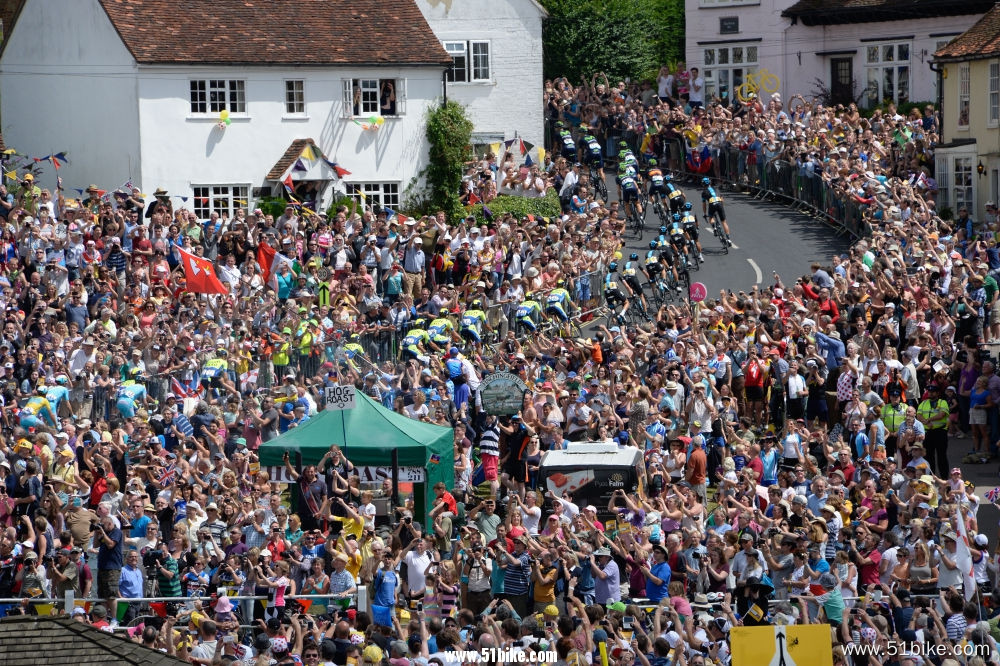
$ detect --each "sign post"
[730,625,832,666]
[479,372,530,416]
[325,385,356,411]
[689,281,707,302]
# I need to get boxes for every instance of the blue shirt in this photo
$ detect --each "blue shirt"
[645,561,671,602]
[119,564,144,599]
[814,331,845,370]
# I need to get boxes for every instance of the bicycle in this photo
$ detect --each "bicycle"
[590,164,609,201]
[625,200,644,238]
[685,238,701,271]
[704,213,731,254]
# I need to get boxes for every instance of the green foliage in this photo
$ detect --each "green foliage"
[425,101,474,222]
[540,0,684,82]
[256,196,291,219]
[325,196,358,219]
[465,189,561,222]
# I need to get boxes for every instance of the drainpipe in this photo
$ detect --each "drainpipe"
[929,60,943,140]
[442,69,448,108]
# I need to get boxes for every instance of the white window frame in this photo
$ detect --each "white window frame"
[444,40,491,83]
[189,79,246,115]
[192,184,250,220]
[701,44,758,104]
[284,79,305,116]
[698,0,759,6]
[345,182,400,209]
[864,41,910,108]
[953,156,974,212]
[991,62,1000,128]
[958,63,970,128]
[341,78,407,118]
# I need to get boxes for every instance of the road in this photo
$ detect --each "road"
[614,182,853,296]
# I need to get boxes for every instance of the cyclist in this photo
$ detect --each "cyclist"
[648,239,682,293]
[622,253,649,313]
[545,281,575,325]
[604,263,631,321]
[115,370,149,419]
[460,300,492,344]
[427,317,456,353]
[618,142,639,171]
[701,177,732,245]
[401,322,431,362]
[515,292,543,334]
[45,375,71,416]
[556,122,578,161]
[201,347,236,395]
[646,159,668,215]
[616,165,643,219]
[578,125,605,182]
[664,174,686,215]
[341,333,367,371]
[682,202,705,262]
[667,214,688,257]
[20,385,57,429]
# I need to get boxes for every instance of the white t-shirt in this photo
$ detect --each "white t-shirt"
[520,505,542,534]
[404,549,431,592]
[689,76,705,104]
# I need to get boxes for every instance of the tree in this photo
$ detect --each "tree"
[424,100,473,222]
[540,0,684,82]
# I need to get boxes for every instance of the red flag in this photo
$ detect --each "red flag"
[51,157,61,170]
[283,174,294,193]
[397,212,410,224]
[149,602,168,618]
[519,139,526,156]
[468,191,480,205]
[177,246,228,294]
[256,240,278,285]
[334,164,351,178]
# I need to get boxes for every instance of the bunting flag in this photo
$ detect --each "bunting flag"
[482,205,493,220]
[301,144,316,161]
[292,159,307,173]
[489,142,501,156]
[3,170,15,181]
[196,196,209,204]
[282,174,294,194]
[954,507,977,601]
[178,196,189,202]
[124,178,133,190]
[519,139,527,156]
[467,191,480,205]
[525,154,533,167]
[324,159,351,178]
[504,139,516,148]
[537,147,545,164]
[1,149,15,156]
[177,246,228,294]
[51,156,61,170]
[74,188,84,195]
[986,487,1000,503]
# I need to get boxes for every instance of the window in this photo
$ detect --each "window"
[702,44,758,102]
[192,185,249,219]
[346,182,399,209]
[991,62,1000,126]
[285,80,305,115]
[444,41,491,82]
[953,156,974,211]
[959,63,970,128]
[864,42,909,107]
[698,0,759,5]
[341,78,406,117]
[190,79,245,114]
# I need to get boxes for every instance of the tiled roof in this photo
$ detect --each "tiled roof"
[935,3,1000,61]
[98,0,451,66]
[0,0,24,43]
[267,138,320,181]
[782,0,994,25]
[0,615,189,665]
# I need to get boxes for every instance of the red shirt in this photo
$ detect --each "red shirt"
[858,547,881,586]
[437,491,457,515]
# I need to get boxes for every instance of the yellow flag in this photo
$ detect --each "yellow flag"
[302,144,316,161]
[537,147,546,163]
[1,149,15,155]
[235,199,247,205]
[3,170,15,181]
[489,142,501,156]
[357,190,366,201]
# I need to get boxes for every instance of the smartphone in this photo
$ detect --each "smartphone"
[871,590,883,603]
[623,616,634,630]
[224,635,235,644]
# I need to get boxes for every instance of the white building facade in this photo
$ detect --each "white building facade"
[0,0,452,215]
[685,0,991,108]
[415,0,546,150]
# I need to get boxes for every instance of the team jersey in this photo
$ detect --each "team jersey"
[402,329,430,348]
[342,342,365,359]
[648,168,665,186]
[666,182,684,200]
[669,223,686,239]
[546,288,571,306]
[559,130,576,151]
[45,386,70,413]
[644,251,661,268]
[516,300,542,319]
[617,174,638,191]
[201,358,228,379]
[702,186,723,205]
[621,151,638,167]
[428,319,453,342]
[682,212,698,227]
[604,274,622,292]
[461,310,487,332]
[117,382,147,403]
[581,135,602,156]
[656,234,672,250]
[622,261,640,278]
[22,395,52,416]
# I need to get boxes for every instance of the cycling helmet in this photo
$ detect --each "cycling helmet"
[649,240,658,250]
[619,141,628,148]
[217,349,228,356]
[702,177,711,186]
[659,226,668,235]
[555,121,565,129]
[648,159,657,166]
[36,385,46,395]
[349,333,361,341]
[672,213,682,222]
[130,367,142,377]
[556,279,565,288]
[629,253,639,261]
[608,262,618,272]
[470,300,483,310]
[683,202,693,210]
[55,375,68,385]
[132,372,145,383]
[525,292,533,299]
[618,149,629,158]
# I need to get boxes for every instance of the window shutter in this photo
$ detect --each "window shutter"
[342,79,353,118]
[397,78,407,116]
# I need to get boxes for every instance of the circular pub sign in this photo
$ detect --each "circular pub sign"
[479,371,530,416]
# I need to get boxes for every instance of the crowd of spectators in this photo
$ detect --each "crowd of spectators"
[0,64,997,666]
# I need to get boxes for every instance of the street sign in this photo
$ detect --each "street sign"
[731,624,832,666]
[325,385,356,411]
[689,281,707,302]
[317,282,330,307]
[479,371,529,415]
[357,466,426,483]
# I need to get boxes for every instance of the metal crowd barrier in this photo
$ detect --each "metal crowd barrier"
[666,137,871,241]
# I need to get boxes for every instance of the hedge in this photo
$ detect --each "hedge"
[465,189,562,222]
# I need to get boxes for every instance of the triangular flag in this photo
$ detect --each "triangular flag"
[3,171,15,181]
[537,147,545,163]
[54,152,68,164]
[74,188,84,195]
[383,207,397,218]
[325,159,351,178]
[489,142,501,156]
[51,156,61,170]
[178,196,189,202]
[525,154,533,167]
[257,241,278,285]
[301,144,316,161]
[1,149,15,155]
[397,213,410,224]
[519,139,527,155]
[482,205,493,220]
[293,159,307,172]
[468,191,480,205]
[177,246,228,294]
[282,174,294,193]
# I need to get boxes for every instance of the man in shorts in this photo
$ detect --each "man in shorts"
[479,415,501,496]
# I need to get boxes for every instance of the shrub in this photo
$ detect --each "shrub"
[465,189,562,222]
[425,101,474,222]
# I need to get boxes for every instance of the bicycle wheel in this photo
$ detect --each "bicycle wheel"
[714,213,729,254]
[687,244,700,271]
[594,174,609,201]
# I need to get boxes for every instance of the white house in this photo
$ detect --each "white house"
[686,0,991,108]
[0,0,453,216]
[415,0,546,152]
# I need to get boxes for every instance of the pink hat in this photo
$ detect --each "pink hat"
[214,595,233,613]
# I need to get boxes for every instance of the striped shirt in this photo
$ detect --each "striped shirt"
[479,426,500,458]
[502,551,531,595]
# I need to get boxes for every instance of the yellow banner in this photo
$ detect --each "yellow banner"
[731,624,833,666]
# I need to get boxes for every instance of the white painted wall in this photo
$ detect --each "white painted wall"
[0,0,140,195]
[686,1,980,108]
[136,66,445,208]
[416,0,545,146]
